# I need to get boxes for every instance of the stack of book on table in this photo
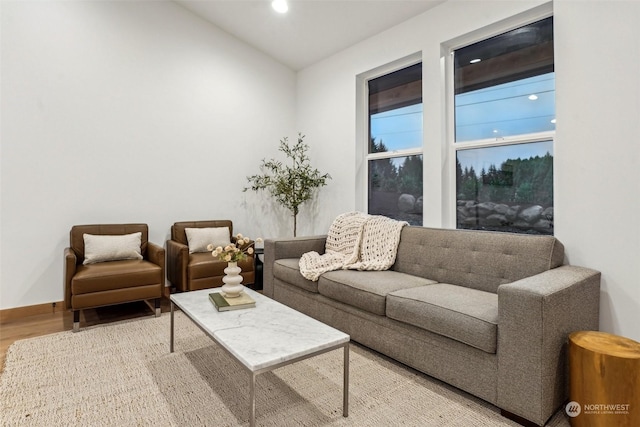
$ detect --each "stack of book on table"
[209,291,256,311]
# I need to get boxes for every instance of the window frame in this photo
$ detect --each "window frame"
[356,52,423,217]
[443,6,555,231]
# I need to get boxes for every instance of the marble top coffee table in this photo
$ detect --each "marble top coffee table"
[170,287,350,427]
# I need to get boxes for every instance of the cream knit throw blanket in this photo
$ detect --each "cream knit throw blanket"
[299,212,408,281]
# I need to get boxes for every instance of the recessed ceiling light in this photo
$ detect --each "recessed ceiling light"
[272,0,288,14]
[528,94,538,100]
[469,58,481,64]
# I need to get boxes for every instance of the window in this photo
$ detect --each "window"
[452,16,554,235]
[367,63,423,225]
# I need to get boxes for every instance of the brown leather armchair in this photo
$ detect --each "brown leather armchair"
[167,220,255,292]
[64,224,165,332]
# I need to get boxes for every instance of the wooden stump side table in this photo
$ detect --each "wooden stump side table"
[568,331,640,427]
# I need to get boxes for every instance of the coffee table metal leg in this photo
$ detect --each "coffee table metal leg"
[250,372,256,427]
[343,343,349,417]
[170,301,175,353]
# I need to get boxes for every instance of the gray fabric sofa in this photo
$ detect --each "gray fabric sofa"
[264,226,601,426]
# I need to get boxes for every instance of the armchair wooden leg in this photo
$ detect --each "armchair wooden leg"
[154,298,161,317]
[73,310,80,332]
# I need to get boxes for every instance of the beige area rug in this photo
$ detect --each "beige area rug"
[1,312,570,427]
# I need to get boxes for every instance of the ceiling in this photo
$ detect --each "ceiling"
[175,0,445,70]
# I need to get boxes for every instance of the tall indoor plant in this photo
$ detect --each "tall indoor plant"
[244,133,331,237]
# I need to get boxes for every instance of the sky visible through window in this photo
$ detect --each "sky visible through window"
[370,73,554,176]
[455,72,555,175]
[370,103,422,152]
[455,73,555,142]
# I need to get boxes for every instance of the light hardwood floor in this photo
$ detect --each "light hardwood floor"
[0,298,172,373]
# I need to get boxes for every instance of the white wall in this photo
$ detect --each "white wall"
[296,1,640,341]
[0,0,296,309]
[554,0,640,341]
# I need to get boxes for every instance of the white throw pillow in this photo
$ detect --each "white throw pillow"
[185,227,231,254]
[83,232,143,265]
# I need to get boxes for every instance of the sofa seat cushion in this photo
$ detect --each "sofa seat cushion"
[274,258,319,293]
[188,252,227,280]
[72,259,162,294]
[387,284,498,353]
[318,270,437,316]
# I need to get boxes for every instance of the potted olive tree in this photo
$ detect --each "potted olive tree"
[244,133,331,237]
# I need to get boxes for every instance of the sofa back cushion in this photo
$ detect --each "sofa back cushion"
[393,227,564,293]
[171,220,233,246]
[70,224,149,263]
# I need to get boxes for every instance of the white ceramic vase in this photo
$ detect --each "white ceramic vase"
[221,261,244,298]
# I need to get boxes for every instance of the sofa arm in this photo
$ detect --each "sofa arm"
[166,239,188,292]
[496,265,601,425]
[147,242,165,287]
[263,235,327,298]
[63,247,77,310]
